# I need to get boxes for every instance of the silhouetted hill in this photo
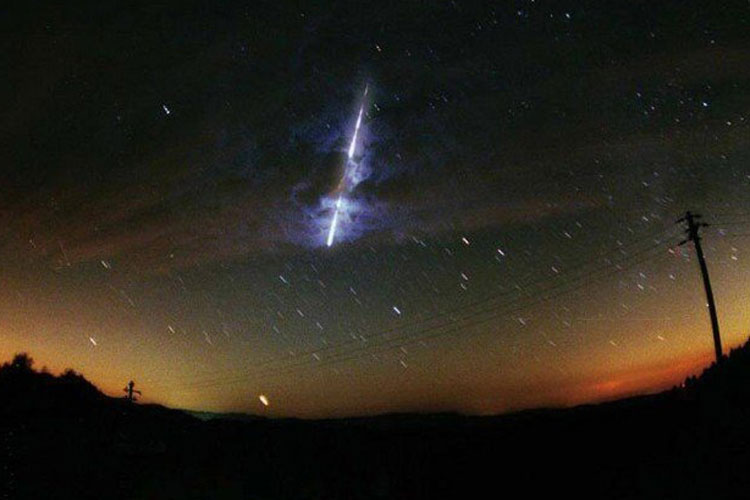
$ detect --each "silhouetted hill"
[0,354,106,415]
[186,410,268,423]
[679,341,750,406]
[3,342,750,499]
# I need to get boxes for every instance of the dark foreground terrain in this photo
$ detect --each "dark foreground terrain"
[2,343,750,499]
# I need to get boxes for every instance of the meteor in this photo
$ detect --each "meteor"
[326,85,369,247]
[347,105,364,159]
[326,195,343,247]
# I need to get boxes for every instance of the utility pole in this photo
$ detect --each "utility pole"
[123,380,142,402]
[678,211,723,363]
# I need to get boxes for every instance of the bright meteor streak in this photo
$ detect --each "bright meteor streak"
[326,196,343,247]
[326,84,369,247]
[347,106,364,159]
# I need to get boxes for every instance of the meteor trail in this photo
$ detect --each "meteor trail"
[326,196,343,247]
[347,105,364,159]
[326,84,369,247]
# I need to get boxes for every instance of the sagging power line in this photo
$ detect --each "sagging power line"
[151,226,680,392]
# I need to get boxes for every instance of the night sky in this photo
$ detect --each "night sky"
[3,1,750,417]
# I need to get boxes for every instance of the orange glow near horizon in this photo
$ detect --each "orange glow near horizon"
[2,194,749,419]
[2,278,747,419]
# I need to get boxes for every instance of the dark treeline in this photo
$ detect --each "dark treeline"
[2,340,750,499]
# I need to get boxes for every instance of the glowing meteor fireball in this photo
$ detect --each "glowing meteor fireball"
[326,84,369,247]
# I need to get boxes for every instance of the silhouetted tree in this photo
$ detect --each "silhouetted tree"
[0,352,35,375]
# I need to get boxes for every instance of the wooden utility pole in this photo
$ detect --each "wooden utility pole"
[123,380,142,402]
[678,211,723,363]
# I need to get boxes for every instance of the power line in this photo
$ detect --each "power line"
[156,234,679,392]
[241,241,676,383]
[148,223,678,390]
[146,222,677,389]
[174,242,675,392]
[153,228,679,390]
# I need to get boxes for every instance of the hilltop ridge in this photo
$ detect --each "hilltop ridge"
[3,340,750,499]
